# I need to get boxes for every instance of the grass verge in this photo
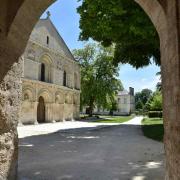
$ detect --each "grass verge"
[142,118,164,142]
[94,116,133,123]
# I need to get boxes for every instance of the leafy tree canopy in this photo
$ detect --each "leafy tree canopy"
[135,89,152,110]
[77,0,160,68]
[73,43,123,116]
[149,91,162,111]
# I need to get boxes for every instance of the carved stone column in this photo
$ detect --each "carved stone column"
[33,101,39,124]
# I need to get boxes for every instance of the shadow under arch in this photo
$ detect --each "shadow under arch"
[37,96,46,123]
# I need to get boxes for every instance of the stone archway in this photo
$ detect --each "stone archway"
[39,54,53,83]
[37,96,46,123]
[0,0,180,180]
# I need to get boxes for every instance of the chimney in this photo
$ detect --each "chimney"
[129,87,134,96]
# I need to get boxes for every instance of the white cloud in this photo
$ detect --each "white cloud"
[139,76,160,92]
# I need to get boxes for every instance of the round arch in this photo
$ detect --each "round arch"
[22,86,36,101]
[55,91,65,104]
[39,53,53,83]
[37,89,52,103]
[2,1,180,180]
[135,0,167,41]
[37,96,46,123]
[23,89,33,101]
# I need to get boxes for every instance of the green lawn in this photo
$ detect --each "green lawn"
[142,118,164,142]
[94,116,133,123]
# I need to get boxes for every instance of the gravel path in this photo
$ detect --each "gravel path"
[18,117,142,138]
[18,117,164,180]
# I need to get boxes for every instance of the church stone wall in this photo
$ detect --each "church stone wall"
[20,18,80,125]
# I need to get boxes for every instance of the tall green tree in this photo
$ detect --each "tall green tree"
[77,0,160,68]
[135,89,152,110]
[149,91,162,111]
[73,43,123,116]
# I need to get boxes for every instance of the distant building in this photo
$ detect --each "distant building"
[92,87,135,115]
[114,87,135,115]
[19,16,80,125]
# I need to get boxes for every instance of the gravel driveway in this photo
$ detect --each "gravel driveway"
[18,118,164,180]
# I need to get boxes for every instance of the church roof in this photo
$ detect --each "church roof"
[29,16,76,61]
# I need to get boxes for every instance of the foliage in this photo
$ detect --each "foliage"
[109,101,118,115]
[135,100,144,110]
[142,118,164,142]
[149,91,162,111]
[73,43,123,116]
[77,0,160,68]
[156,82,162,91]
[135,89,152,110]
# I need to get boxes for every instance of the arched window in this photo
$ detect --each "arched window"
[74,73,78,89]
[63,71,67,86]
[47,36,49,45]
[24,93,29,101]
[41,63,45,82]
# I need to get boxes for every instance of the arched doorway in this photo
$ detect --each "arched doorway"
[37,96,46,123]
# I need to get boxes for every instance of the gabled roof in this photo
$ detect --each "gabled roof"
[30,17,75,61]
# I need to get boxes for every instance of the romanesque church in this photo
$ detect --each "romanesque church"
[19,15,80,124]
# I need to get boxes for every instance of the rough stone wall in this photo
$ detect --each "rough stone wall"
[20,18,81,124]
[0,58,22,180]
[161,1,180,179]
[20,79,80,124]
[136,0,180,179]
[0,1,56,179]
[24,41,80,88]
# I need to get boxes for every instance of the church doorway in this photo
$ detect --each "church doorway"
[37,96,46,123]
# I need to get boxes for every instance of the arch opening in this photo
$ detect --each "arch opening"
[0,1,174,180]
[41,63,45,82]
[37,96,46,123]
[63,70,67,86]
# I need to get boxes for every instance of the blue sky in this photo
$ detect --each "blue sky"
[41,0,160,93]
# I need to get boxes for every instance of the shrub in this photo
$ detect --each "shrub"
[148,111,162,118]
[149,91,162,111]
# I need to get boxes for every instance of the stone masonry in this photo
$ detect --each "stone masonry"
[20,17,80,125]
[0,0,180,179]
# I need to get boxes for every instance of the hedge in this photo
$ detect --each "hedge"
[148,111,163,118]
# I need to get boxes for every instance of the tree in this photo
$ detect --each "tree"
[73,43,123,116]
[149,91,162,111]
[156,71,162,91]
[135,100,144,110]
[77,0,160,69]
[109,100,118,115]
[135,89,152,110]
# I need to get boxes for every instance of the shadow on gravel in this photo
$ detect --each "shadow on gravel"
[18,125,164,180]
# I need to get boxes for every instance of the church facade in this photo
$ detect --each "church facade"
[19,17,80,125]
